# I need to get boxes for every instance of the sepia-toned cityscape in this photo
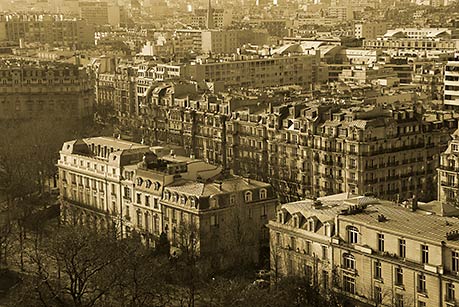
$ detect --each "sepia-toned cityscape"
[2,0,459,306]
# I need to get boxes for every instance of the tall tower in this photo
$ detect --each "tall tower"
[206,0,214,29]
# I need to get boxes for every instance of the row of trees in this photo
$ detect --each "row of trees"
[5,222,346,307]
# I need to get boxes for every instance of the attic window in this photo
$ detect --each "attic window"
[245,191,252,202]
[259,188,267,200]
[145,180,152,188]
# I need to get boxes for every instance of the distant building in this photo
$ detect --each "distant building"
[57,136,278,267]
[190,7,232,29]
[354,22,388,40]
[79,1,120,27]
[0,60,94,121]
[444,56,459,107]
[186,53,321,89]
[0,14,94,49]
[268,193,459,307]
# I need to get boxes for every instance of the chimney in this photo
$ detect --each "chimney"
[411,195,418,212]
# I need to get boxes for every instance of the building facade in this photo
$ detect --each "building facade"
[57,137,277,266]
[0,59,94,121]
[269,194,459,307]
[0,14,94,49]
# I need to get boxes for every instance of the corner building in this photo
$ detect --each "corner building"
[57,137,277,267]
[269,194,459,307]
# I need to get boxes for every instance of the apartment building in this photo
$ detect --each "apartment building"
[112,81,459,204]
[354,22,388,40]
[191,8,232,29]
[0,14,94,49]
[438,129,459,211]
[444,56,459,108]
[57,136,277,266]
[79,1,120,27]
[0,60,94,121]
[187,53,321,89]
[268,193,459,307]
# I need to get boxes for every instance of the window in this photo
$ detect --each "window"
[322,270,328,290]
[395,267,403,285]
[304,265,313,283]
[322,246,328,260]
[229,194,235,205]
[275,232,281,245]
[395,293,404,307]
[418,301,426,307]
[305,240,311,255]
[374,261,382,279]
[453,251,459,272]
[245,191,252,202]
[343,276,355,294]
[124,187,131,200]
[145,180,152,188]
[210,215,218,227]
[343,254,355,270]
[378,233,385,252]
[417,273,426,293]
[136,193,141,204]
[421,244,429,264]
[447,283,455,301]
[145,195,150,206]
[348,226,358,244]
[137,210,142,227]
[399,239,406,258]
[259,188,267,199]
[180,196,187,205]
[290,237,296,250]
[374,286,382,304]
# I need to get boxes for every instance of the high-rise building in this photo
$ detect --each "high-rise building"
[444,55,459,108]
[0,14,94,49]
[79,1,120,27]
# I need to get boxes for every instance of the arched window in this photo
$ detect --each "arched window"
[145,180,152,188]
[343,253,355,270]
[180,195,187,205]
[190,197,197,208]
[172,193,178,202]
[136,178,143,186]
[155,182,161,190]
[245,191,252,202]
[164,191,170,200]
[347,226,359,244]
[259,188,267,200]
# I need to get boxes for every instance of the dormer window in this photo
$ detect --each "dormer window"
[180,196,187,205]
[154,182,161,190]
[259,188,267,200]
[145,180,152,188]
[190,197,197,208]
[172,193,178,202]
[136,178,143,186]
[164,191,170,200]
[347,226,359,244]
[245,191,252,202]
